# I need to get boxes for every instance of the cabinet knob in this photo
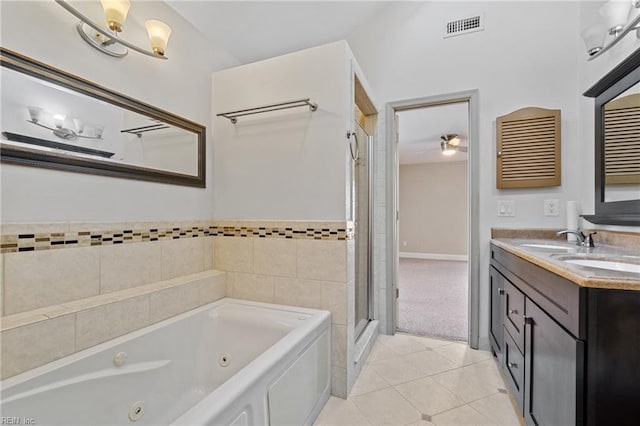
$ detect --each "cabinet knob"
[498,288,504,295]
[523,316,533,326]
[509,309,519,315]
[508,362,518,369]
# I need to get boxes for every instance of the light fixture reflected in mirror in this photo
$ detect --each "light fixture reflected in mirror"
[581,0,640,60]
[440,134,468,156]
[26,106,104,141]
[55,0,172,59]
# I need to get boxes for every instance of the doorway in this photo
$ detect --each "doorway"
[384,90,480,348]
[395,103,469,341]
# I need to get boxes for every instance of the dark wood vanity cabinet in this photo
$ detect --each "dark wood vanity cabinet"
[490,243,640,426]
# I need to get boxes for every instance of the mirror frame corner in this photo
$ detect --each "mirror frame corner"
[583,47,640,226]
[0,47,206,188]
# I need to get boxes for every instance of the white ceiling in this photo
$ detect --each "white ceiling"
[166,1,390,64]
[398,103,469,165]
[167,1,469,165]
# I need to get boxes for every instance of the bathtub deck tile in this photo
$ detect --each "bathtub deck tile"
[75,295,150,351]
[1,314,76,380]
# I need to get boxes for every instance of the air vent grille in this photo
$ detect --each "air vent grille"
[604,93,640,184]
[444,14,484,38]
[496,107,561,189]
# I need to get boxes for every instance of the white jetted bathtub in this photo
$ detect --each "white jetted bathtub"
[1,299,331,425]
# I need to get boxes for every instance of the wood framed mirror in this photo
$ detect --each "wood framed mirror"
[0,48,206,187]
[583,48,640,226]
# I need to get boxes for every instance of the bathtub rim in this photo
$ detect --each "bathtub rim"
[1,298,331,391]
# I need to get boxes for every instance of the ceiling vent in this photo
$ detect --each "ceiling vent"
[444,14,484,38]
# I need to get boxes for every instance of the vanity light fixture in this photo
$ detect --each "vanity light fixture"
[55,0,172,60]
[26,107,104,141]
[581,0,640,60]
[440,134,468,156]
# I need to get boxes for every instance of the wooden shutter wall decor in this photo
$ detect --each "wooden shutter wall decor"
[603,93,640,185]
[496,107,561,189]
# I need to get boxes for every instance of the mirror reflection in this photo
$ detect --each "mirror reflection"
[603,81,640,203]
[1,64,200,178]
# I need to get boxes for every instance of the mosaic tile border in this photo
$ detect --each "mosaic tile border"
[1,222,354,254]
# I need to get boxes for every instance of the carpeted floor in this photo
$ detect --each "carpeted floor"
[397,258,469,341]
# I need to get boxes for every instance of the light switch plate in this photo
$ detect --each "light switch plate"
[497,200,515,217]
[544,199,559,216]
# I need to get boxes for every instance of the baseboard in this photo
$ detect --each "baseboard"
[399,252,469,261]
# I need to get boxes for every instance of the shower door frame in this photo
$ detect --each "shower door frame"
[354,122,374,341]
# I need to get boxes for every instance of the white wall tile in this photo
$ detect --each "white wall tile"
[332,366,347,399]
[149,281,200,323]
[100,242,162,294]
[76,295,150,351]
[1,314,75,379]
[321,282,347,325]
[232,273,274,303]
[161,238,205,280]
[332,324,348,369]
[214,237,253,272]
[198,272,226,304]
[4,247,100,314]
[274,277,322,309]
[204,236,215,270]
[297,240,347,282]
[254,238,296,277]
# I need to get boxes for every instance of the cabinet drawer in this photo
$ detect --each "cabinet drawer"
[504,279,525,353]
[503,327,524,413]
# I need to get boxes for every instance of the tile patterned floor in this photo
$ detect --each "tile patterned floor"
[315,333,524,426]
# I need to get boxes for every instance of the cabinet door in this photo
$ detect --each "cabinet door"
[489,266,505,361]
[524,299,583,426]
[504,279,525,352]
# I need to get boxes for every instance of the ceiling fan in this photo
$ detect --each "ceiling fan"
[440,134,468,156]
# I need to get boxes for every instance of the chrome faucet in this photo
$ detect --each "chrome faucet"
[557,230,597,248]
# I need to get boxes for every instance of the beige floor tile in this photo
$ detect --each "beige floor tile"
[369,356,429,386]
[380,333,429,355]
[402,350,459,376]
[314,396,370,426]
[350,364,390,396]
[366,341,397,364]
[469,393,522,425]
[395,377,466,416]
[408,421,435,426]
[431,405,493,425]
[431,362,503,403]
[406,334,457,348]
[433,343,492,367]
[352,388,422,425]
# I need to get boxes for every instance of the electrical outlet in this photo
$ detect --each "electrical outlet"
[497,200,515,217]
[402,241,407,247]
[544,199,559,216]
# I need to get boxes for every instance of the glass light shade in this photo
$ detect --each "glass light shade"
[101,0,131,32]
[53,114,66,129]
[27,106,42,123]
[442,148,456,156]
[94,125,105,139]
[145,20,172,56]
[581,23,607,55]
[599,0,632,34]
[73,118,85,134]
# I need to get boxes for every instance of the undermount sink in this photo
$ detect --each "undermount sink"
[521,243,575,250]
[562,259,640,274]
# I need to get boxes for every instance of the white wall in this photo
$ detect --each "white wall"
[399,161,468,256]
[347,1,582,345]
[212,41,351,220]
[578,1,640,232]
[0,0,239,222]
